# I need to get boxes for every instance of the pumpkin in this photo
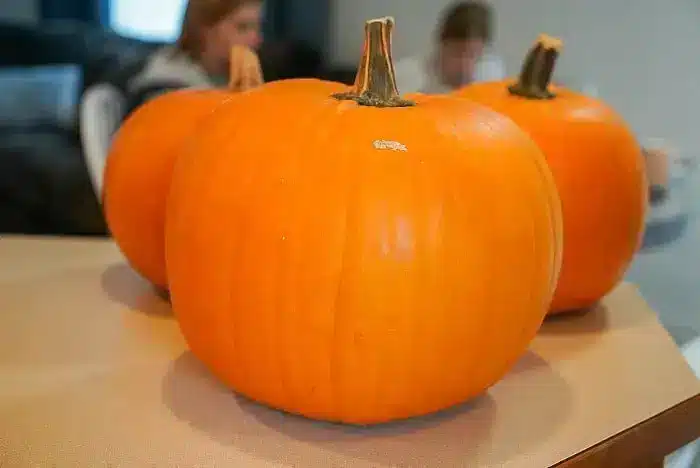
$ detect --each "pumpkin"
[165,17,563,424]
[103,46,263,289]
[457,35,647,314]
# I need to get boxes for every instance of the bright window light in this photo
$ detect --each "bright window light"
[109,0,187,42]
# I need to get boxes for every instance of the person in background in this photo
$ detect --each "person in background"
[394,1,505,94]
[127,0,263,106]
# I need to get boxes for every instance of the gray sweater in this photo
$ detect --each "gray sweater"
[127,46,227,101]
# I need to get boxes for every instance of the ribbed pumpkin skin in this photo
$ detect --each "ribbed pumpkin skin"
[458,82,647,313]
[104,89,232,289]
[165,78,563,425]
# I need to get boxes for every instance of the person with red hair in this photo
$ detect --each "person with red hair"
[127,0,263,103]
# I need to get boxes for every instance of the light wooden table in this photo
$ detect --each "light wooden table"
[0,236,698,467]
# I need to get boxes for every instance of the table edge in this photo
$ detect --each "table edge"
[553,392,700,467]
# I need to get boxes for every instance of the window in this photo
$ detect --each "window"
[109,0,187,42]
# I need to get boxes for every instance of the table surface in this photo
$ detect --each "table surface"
[1,236,698,468]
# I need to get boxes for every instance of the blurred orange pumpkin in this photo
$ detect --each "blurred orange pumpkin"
[103,46,263,289]
[165,17,563,424]
[457,34,647,314]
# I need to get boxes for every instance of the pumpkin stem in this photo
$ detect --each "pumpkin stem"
[332,17,414,108]
[508,34,563,100]
[228,45,264,92]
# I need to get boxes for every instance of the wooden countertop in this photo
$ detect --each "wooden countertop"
[0,236,698,467]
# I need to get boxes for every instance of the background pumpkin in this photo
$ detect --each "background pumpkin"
[165,17,563,425]
[103,46,263,289]
[457,35,647,314]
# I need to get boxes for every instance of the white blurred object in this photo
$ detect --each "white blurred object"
[110,0,187,42]
[79,83,127,200]
[644,138,697,227]
[645,138,697,182]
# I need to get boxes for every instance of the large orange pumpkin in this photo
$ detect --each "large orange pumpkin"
[457,35,647,314]
[165,17,563,424]
[103,46,263,289]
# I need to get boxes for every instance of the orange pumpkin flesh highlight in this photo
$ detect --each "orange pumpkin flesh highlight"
[165,17,563,425]
[457,34,647,314]
[103,46,263,289]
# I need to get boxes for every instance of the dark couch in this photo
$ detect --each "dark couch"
[0,20,157,236]
[0,20,351,237]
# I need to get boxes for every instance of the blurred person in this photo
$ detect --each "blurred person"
[394,1,505,94]
[128,0,263,104]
